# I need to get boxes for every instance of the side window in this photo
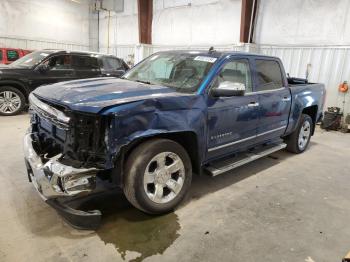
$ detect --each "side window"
[7,50,19,61]
[0,50,2,61]
[45,55,72,69]
[73,56,99,70]
[101,57,122,70]
[255,59,283,91]
[212,59,253,93]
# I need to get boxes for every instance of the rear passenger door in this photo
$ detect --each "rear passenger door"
[72,55,101,79]
[253,59,291,142]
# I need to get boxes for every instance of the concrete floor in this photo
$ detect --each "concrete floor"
[0,114,350,262]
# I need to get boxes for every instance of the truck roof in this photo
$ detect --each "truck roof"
[154,49,279,60]
[41,49,118,57]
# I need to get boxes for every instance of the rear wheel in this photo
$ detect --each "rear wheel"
[0,86,26,116]
[123,139,192,214]
[286,114,313,153]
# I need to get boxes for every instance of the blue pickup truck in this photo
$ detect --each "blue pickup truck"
[23,50,325,229]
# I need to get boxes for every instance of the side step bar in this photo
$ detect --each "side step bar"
[205,143,287,176]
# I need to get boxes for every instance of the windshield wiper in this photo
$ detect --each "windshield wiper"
[119,77,152,85]
[135,79,152,85]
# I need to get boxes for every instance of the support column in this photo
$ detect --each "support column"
[138,0,153,44]
[240,0,258,43]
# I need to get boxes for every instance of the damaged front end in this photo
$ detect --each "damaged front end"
[23,94,113,229]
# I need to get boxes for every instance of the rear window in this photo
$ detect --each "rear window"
[7,50,19,61]
[72,56,99,70]
[101,57,122,70]
[255,59,283,91]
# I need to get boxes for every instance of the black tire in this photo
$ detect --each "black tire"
[0,86,26,116]
[123,138,192,214]
[286,114,313,153]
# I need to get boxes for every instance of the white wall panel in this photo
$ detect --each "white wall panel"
[152,0,241,46]
[97,0,138,53]
[255,0,350,45]
[0,0,90,50]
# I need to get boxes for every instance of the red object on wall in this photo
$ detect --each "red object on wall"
[339,81,349,93]
[0,48,32,65]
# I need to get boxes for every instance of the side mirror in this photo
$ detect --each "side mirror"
[211,81,246,97]
[36,64,49,73]
[115,69,125,77]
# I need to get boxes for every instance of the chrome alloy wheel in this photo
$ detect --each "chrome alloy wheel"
[0,91,21,114]
[143,152,185,204]
[298,120,311,150]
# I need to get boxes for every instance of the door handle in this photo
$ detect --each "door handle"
[282,97,290,102]
[248,102,259,107]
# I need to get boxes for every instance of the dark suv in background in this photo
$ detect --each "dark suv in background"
[0,50,129,115]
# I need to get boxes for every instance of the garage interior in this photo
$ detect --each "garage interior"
[0,0,350,262]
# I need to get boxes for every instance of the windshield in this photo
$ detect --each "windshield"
[9,51,52,68]
[123,53,217,92]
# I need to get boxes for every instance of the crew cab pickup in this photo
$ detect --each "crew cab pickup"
[23,50,325,229]
[0,50,129,116]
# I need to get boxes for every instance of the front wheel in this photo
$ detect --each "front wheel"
[0,86,26,116]
[286,114,313,153]
[123,139,192,214]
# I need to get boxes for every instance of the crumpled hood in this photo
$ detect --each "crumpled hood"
[33,77,186,113]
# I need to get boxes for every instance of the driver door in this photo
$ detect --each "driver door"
[32,55,76,88]
[206,58,259,160]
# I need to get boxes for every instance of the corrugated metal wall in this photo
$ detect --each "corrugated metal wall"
[0,36,89,51]
[148,44,246,53]
[99,44,135,63]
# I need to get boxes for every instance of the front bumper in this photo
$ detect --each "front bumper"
[23,133,102,229]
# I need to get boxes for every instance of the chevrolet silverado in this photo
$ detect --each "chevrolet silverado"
[23,50,326,229]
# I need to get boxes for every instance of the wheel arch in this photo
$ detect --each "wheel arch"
[119,131,201,178]
[302,105,318,135]
[0,81,30,103]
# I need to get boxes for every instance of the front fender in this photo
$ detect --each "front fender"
[102,95,207,169]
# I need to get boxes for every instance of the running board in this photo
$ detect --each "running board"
[205,143,287,176]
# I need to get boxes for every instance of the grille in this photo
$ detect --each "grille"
[30,98,108,168]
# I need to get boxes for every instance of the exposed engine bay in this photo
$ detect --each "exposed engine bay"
[29,94,110,169]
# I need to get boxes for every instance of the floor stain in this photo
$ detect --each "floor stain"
[77,191,181,262]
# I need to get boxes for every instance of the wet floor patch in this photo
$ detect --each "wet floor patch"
[77,191,180,262]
